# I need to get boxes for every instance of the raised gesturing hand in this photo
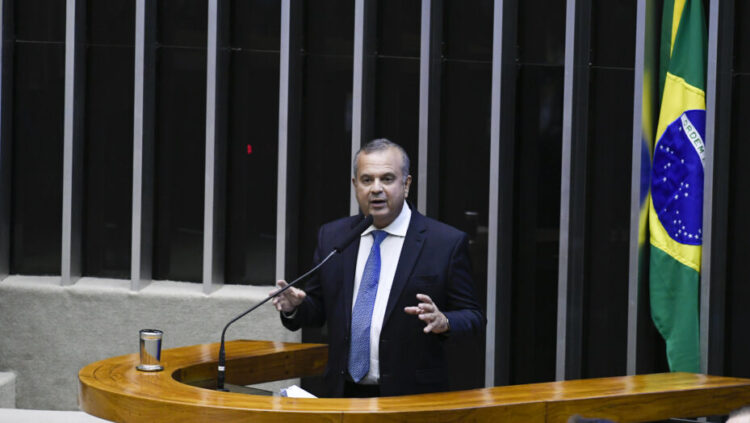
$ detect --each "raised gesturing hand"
[404,293,450,334]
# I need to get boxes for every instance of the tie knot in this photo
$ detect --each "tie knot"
[371,230,388,245]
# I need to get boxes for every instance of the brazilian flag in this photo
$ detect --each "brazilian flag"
[649,0,706,373]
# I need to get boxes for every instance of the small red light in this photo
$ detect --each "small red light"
[247,144,253,155]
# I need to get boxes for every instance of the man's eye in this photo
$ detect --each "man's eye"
[361,177,372,184]
[383,176,394,183]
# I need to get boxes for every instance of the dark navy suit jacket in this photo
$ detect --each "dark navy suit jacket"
[281,207,485,397]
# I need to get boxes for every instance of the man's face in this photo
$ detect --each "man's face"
[353,147,412,228]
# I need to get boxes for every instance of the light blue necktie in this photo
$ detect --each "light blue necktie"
[348,230,388,382]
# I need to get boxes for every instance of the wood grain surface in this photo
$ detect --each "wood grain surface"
[78,340,750,422]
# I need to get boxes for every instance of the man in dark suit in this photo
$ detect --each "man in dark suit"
[273,139,485,397]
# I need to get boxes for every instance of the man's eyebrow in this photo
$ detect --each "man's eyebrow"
[359,171,397,179]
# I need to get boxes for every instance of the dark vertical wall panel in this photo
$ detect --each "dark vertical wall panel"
[376,0,420,57]
[735,1,750,73]
[581,0,636,378]
[373,0,420,203]
[152,2,207,282]
[13,0,64,42]
[438,62,491,256]
[442,0,493,61]
[297,54,353,270]
[510,0,564,384]
[372,57,419,172]
[87,3,134,45]
[303,0,353,56]
[229,0,279,50]
[438,0,492,391]
[583,67,633,377]
[10,0,65,274]
[82,2,135,279]
[517,0,565,65]
[589,1,636,68]
[225,0,280,285]
[157,0,206,48]
[726,76,750,377]
[725,0,750,377]
[296,0,353,275]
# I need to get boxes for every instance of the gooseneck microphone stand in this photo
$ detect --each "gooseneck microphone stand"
[216,214,373,391]
[216,250,336,391]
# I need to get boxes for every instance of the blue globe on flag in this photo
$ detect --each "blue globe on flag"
[651,109,706,246]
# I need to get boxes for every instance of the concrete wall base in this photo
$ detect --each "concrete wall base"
[0,276,301,410]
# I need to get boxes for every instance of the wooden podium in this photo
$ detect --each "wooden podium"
[79,340,750,422]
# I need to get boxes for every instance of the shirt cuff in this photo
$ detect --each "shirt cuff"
[281,309,298,319]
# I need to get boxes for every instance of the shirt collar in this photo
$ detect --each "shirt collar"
[362,201,411,238]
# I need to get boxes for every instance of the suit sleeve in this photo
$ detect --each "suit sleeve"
[441,233,486,337]
[280,225,328,331]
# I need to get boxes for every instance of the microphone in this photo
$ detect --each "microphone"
[333,214,374,252]
[216,214,374,391]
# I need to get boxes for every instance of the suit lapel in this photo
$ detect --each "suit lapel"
[342,219,362,334]
[383,211,426,326]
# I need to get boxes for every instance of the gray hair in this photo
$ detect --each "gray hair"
[352,138,410,183]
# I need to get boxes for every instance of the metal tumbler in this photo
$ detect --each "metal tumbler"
[136,329,164,371]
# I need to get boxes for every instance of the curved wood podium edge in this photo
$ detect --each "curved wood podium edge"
[79,340,533,422]
[79,340,750,423]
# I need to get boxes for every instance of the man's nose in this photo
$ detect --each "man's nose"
[371,179,383,192]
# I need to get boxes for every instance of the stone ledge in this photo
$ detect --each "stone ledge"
[0,276,299,410]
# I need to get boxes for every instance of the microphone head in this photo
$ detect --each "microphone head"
[333,215,374,253]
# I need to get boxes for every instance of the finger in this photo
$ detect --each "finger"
[271,280,288,296]
[416,293,433,304]
[278,286,303,301]
[423,321,435,333]
[418,302,435,313]
[293,289,307,301]
[418,312,437,322]
[404,306,422,315]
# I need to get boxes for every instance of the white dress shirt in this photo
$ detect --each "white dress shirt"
[351,202,411,384]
